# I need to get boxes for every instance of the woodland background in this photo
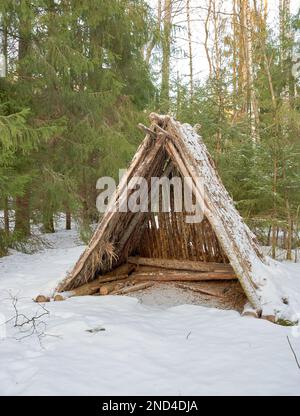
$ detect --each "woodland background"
[0,0,299,260]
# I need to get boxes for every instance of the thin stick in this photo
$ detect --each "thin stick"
[287,336,300,369]
[175,282,224,297]
[138,124,157,139]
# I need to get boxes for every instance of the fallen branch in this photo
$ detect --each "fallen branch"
[175,282,225,297]
[9,295,50,346]
[287,336,300,369]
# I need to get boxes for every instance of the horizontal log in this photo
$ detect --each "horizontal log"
[175,283,225,297]
[99,281,126,295]
[64,274,129,297]
[104,263,136,277]
[128,257,233,273]
[130,271,237,282]
[111,282,155,295]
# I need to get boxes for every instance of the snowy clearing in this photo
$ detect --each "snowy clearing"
[0,228,300,396]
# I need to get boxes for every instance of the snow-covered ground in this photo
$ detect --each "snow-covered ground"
[0,228,300,396]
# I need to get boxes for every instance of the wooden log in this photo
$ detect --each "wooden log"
[95,273,131,284]
[99,281,126,296]
[133,265,232,276]
[35,295,50,303]
[128,257,234,273]
[130,271,237,282]
[175,283,225,297]
[54,294,65,301]
[104,263,136,277]
[100,285,113,296]
[67,274,129,297]
[110,282,155,295]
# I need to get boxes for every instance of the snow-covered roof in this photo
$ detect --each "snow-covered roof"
[55,113,294,323]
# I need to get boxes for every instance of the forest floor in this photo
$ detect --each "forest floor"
[0,225,300,395]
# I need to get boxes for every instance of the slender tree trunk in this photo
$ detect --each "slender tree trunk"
[271,157,278,259]
[267,225,271,246]
[43,212,55,233]
[283,164,293,260]
[238,0,248,113]
[15,192,31,237]
[245,0,260,142]
[2,17,9,233]
[176,71,181,118]
[212,1,223,154]
[160,0,172,111]
[186,0,193,100]
[66,211,71,230]
[286,213,293,260]
[263,0,268,24]
[14,2,32,237]
[1,13,8,76]
[232,0,238,106]
[146,0,162,65]
[204,0,213,79]
[3,197,9,234]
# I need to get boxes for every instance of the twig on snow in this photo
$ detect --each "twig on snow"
[186,331,192,340]
[7,294,50,347]
[287,336,300,370]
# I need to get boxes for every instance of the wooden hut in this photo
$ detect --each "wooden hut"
[50,114,289,322]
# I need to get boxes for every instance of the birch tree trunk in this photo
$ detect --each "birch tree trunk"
[3,197,9,234]
[186,0,193,100]
[1,12,8,76]
[145,0,162,65]
[204,0,213,79]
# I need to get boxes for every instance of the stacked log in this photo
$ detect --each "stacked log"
[128,257,234,273]
[35,257,238,302]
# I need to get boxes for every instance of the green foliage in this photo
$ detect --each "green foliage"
[0,0,155,254]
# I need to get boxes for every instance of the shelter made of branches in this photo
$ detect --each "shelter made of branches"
[52,113,291,322]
